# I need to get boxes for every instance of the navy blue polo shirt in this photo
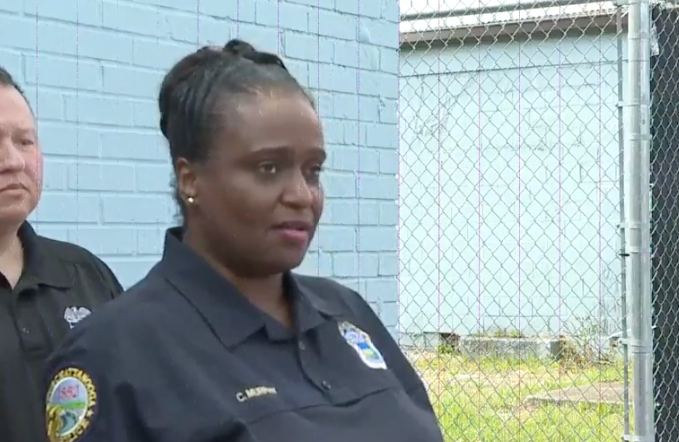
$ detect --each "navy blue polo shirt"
[42,228,444,442]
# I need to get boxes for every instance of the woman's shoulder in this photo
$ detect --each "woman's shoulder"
[293,273,355,295]
[292,273,388,334]
[293,274,369,312]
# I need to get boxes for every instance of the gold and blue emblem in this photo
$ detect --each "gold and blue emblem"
[339,321,387,370]
[45,367,97,442]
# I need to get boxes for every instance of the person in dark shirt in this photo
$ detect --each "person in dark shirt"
[42,40,444,442]
[0,66,124,442]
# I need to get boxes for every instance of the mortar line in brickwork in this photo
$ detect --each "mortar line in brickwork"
[33,0,39,145]
[355,1,361,302]
[315,0,321,277]
[76,0,81,228]
[196,0,200,48]
[396,0,402,343]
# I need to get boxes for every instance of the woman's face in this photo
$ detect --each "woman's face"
[178,92,325,276]
[0,86,42,228]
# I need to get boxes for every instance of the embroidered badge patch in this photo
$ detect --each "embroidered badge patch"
[339,321,387,370]
[45,368,97,442]
[63,307,91,329]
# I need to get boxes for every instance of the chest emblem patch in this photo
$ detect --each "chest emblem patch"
[338,321,387,370]
[63,307,91,329]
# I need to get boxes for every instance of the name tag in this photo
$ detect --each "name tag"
[236,386,277,402]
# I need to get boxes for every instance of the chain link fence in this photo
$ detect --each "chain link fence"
[396,0,668,440]
[651,6,679,442]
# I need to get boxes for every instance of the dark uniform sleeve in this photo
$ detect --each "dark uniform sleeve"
[42,337,139,442]
[344,289,437,415]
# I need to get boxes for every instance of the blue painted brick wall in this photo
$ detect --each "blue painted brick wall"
[0,0,400,332]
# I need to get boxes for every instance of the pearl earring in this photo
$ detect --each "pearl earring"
[187,196,195,204]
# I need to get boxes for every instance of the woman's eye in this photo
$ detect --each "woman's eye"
[258,163,277,174]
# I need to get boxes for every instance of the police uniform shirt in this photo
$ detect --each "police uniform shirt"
[0,222,123,442]
[43,227,445,442]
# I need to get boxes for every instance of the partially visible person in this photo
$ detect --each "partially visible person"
[41,40,444,442]
[0,66,124,442]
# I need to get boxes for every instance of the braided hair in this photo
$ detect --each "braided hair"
[158,39,314,220]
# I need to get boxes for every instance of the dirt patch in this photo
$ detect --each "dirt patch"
[524,382,628,406]
[407,350,547,391]
[459,369,544,387]
[495,403,542,421]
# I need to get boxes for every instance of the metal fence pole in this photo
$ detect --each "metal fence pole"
[615,4,631,435]
[627,0,655,437]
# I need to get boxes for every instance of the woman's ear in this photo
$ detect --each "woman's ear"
[175,158,198,204]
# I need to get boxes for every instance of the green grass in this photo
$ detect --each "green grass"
[409,351,629,442]
[59,401,86,409]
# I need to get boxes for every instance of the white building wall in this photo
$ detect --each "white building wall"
[399,33,627,343]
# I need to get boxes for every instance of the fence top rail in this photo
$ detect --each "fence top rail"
[399,0,678,41]
[400,0,677,20]
[400,0,622,36]
[401,0,612,20]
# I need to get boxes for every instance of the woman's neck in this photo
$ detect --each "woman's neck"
[182,226,292,326]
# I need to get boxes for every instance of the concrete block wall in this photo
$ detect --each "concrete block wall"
[0,0,400,332]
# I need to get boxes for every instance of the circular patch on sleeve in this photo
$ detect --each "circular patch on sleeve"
[45,367,97,442]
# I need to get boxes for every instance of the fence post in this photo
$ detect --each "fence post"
[627,0,655,438]
[615,4,631,436]
[650,6,679,440]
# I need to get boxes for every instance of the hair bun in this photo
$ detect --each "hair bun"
[223,39,257,56]
[222,38,287,71]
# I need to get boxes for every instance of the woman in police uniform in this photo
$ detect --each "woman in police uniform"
[42,40,445,442]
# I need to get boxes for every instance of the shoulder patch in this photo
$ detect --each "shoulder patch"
[46,367,97,442]
[339,321,387,370]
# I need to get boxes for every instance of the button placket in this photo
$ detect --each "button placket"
[12,293,48,352]
[296,336,333,394]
